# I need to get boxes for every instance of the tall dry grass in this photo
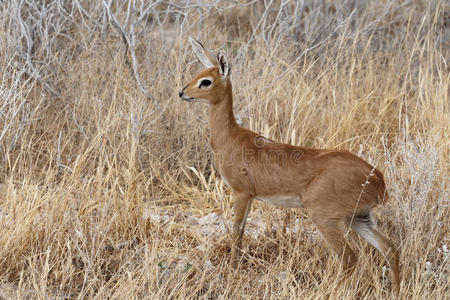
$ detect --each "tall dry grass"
[0,0,448,298]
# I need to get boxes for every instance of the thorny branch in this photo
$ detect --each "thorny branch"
[103,0,163,114]
[15,0,61,97]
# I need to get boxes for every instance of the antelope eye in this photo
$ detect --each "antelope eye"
[200,79,212,87]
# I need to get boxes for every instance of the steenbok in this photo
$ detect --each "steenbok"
[179,38,400,294]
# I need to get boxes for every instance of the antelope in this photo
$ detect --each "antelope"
[179,38,400,294]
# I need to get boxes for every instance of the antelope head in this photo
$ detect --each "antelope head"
[179,38,231,105]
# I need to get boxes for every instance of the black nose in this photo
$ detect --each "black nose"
[179,90,183,98]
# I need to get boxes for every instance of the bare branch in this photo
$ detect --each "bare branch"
[103,0,163,114]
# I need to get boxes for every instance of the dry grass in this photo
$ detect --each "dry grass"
[0,0,448,299]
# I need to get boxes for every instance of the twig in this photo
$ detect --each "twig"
[103,0,163,114]
[268,9,356,87]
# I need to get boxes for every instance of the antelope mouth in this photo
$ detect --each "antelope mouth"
[179,93,195,101]
[182,96,205,103]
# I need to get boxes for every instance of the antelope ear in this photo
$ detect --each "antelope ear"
[189,37,215,69]
[217,51,230,77]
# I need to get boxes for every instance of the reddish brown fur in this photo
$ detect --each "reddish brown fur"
[180,40,400,294]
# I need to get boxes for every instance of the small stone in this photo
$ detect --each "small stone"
[205,260,214,271]
[199,213,219,226]
[425,261,432,271]
[186,216,199,225]
[278,271,287,282]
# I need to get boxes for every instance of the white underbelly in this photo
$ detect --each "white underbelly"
[255,194,302,208]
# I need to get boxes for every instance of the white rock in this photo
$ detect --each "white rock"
[199,226,213,236]
[198,213,219,226]
[205,260,215,271]
[144,212,160,222]
[278,271,287,282]
[186,216,199,225]
[143,211,171,224]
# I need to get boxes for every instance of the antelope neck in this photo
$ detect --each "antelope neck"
[209,84,238,150]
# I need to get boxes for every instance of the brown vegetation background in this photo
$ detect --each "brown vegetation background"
[0,0,448,298]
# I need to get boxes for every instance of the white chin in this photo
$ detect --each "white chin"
[183,97,206,103]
